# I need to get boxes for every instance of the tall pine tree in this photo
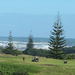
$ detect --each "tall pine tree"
[48,13,66,59]
[26,33,34,50]
[6,30,14,50]
[2,31,14,54]
[24,31,34,54]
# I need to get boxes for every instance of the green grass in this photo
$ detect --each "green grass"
[0,54,75,75]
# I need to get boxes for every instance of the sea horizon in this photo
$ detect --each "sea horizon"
[0,36,75,51]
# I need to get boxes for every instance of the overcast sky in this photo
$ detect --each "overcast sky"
[0,0,75,38]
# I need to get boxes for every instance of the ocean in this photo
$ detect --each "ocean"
[0,37,75,51]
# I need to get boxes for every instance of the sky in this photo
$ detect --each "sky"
[0,0,75,38]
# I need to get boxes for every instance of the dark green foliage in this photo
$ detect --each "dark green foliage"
[66,54,75,59]
[2,49,11,54]
[6,31,14,50]
[3,31,14,54]
[24,33,34,54]
[10,49,23,56]
[46,54,51,58]
[26,33,34,50]
[23,32,49,57]
[6,43,13,50]
[2,49,23,56]
[23,49,48,57]
[2,31,23,56]
[58,54,67,59]
[0,63,40,75]
[0,46,4,53]
[13,70,29,75]
[64,46,75,54]
[0,71,4,75]
[48,13,66,59]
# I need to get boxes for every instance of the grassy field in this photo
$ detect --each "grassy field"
[0,54,75,75]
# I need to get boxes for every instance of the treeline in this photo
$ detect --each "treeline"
[22,49,48,57]
[1,45,75,58]
[64,46,75,54]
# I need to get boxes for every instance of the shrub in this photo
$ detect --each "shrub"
[13,70,29,75]
[46,54,51,58]
[59,54,67,59]
[0,71,4,75]
[23,48,48,57]
[66,54,75,59]
[2,49,23,56]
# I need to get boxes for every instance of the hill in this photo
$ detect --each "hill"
[0,54,75,75]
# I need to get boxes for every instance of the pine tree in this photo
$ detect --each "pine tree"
[24,31,34,54]
[26,35,34,50]
[48,13,66,59]
[6,30,14,50]
[3,31,23,55]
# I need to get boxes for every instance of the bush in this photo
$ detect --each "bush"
[23,48,48,57]
[66,54,75,59]
[59,54,67,59]
[13,70,29,75]
[0,71,4,75]
[2,49,11,54]
[0,63,40,75]
[64,46,75,54]
[11,49,23,56]
[2,49,23,56]
[46,54,51,58]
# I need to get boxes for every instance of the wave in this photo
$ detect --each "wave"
[0,41,49,51]
[0,39,73,51]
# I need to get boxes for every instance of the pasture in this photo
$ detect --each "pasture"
[0,54,75,75]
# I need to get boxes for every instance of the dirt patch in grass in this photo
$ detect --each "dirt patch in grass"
[39,64,55,67]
